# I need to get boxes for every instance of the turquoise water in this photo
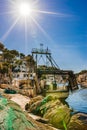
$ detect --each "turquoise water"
[66,88,87,113]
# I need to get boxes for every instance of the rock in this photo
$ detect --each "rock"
[25,95,71,129]
[29,95,44,104]
[2,93,12,99]
[19,88,34,97]
[68,113,87,130]
[0,84,9,89]
[25,95,43,111]
[0,97,56,130]
[11,94,30,110]
[36,117,49,124]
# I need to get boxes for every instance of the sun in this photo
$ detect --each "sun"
[1,0,63,43]
[18,2,32,17]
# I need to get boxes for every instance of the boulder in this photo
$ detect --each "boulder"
[0,84,9,89]
[67,113,87,130]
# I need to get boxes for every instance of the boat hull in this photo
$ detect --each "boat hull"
[46,90,69,99]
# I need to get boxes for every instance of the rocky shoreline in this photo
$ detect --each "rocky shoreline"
[0,87,87,130]
[25,95,87,130]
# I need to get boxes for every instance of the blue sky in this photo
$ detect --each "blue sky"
[0,0,87,73]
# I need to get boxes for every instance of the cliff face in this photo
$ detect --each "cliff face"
[76,70,87,87]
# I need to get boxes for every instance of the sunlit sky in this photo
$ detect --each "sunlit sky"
[0,0,87,73]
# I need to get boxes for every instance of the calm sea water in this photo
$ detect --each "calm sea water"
[66,88,87,114]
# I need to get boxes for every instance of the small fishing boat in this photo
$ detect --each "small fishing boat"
[45,81,69,99]
[46,90,69,99]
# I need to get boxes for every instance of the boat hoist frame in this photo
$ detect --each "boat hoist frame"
[32,44,78,91]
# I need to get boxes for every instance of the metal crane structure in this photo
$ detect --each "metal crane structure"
[32,44,78,91]
[32,44,60,69]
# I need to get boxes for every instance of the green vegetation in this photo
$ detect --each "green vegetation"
[0,42,36,84]
[78,70,87,74]
[75,70,87,77]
